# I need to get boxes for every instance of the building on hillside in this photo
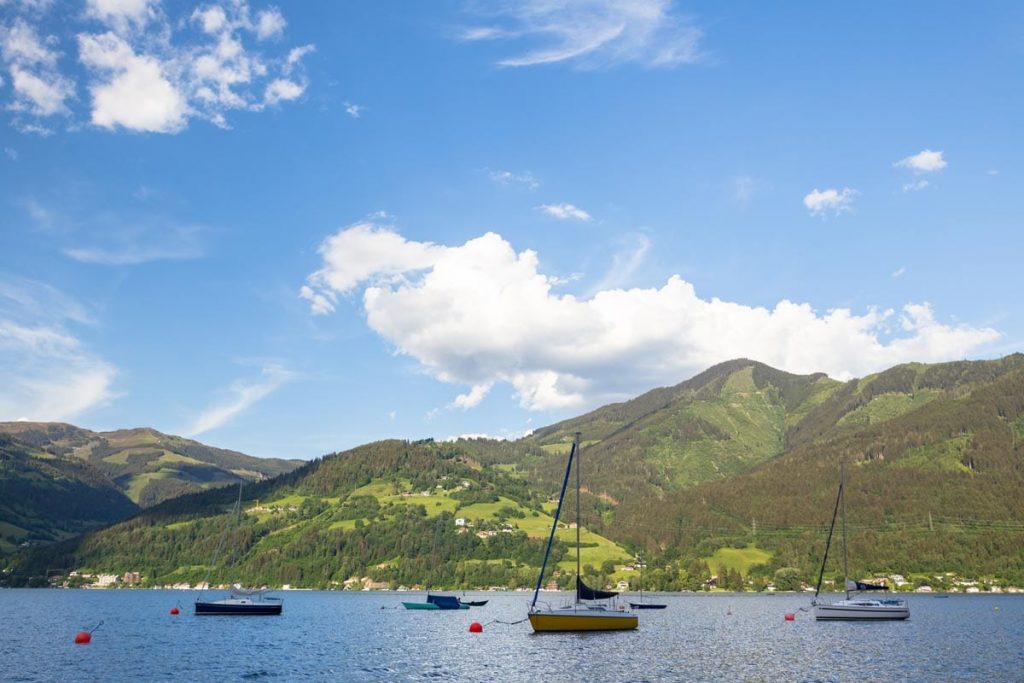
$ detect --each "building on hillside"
[94,574,119,588]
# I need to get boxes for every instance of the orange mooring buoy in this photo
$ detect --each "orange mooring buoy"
[468,621,483,633]
[784,613,795,621]
[170,607,180,615]
[75,620,103,644]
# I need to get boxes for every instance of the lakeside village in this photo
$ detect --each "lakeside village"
[46,570,1024,595]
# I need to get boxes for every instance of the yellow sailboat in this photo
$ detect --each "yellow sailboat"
[528,432,638,632]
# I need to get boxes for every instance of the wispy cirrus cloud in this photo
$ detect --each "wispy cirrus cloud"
[803,187,856,217]
[301,223,998,411]
[459,0,703,69]
[902,179,930,193]
[0,276,117,421]
[489,169,539,189]
[0,0,314,134]
[21,197,207,265]
[589,233,651,293]
[188,364,295,436]
[537,202,591,221]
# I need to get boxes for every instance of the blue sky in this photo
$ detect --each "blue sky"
[1,0,1021,459]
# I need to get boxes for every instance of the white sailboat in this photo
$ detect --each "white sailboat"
[812,461,909,621]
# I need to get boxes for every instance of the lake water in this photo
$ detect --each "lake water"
[0,590,1021,682]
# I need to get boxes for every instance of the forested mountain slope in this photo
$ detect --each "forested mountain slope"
[0,422,303,507]
[0,434,139,553]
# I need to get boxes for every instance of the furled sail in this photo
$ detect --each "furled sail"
[577,576,618,600]
[426,594,462,609]
[846,579,887,591]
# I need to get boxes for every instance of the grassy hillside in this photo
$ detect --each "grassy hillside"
[0,423,303,507]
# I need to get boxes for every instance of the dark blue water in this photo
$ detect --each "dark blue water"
[0,590,1021,682]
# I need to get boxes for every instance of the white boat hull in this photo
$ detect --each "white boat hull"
[814,599,909,621]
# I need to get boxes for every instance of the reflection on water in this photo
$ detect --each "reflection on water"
[0,590,1021,682]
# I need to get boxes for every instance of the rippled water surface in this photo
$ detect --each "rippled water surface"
[1,590,1021,682]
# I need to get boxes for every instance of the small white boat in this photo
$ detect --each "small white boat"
[814,595,910,621]
[811,462,909,621]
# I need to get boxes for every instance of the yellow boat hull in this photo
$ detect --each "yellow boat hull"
[528,611,638,632]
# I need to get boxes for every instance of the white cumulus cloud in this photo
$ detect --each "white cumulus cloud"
[255,8,286,40]
[461,0,703,68]
[538,203,592,221]
[803,187,856,217]
[79,31,188,133]
[895,149,947,173]
[0,19,75,120]
[301,224,999,411]
[1,0,313,133]
[264,78,303,105]
[85,0,157,33]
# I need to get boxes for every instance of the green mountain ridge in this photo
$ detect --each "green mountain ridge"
[0,434,140,553]
[5,354,1024,588]
[0,422,303,507]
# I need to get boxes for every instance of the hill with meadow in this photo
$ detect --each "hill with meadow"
[0,422,303,508]
[4,355,1024,590]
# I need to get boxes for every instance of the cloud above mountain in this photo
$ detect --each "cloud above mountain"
[302,223,1000,411]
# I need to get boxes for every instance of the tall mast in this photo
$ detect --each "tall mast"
[841,459,849,599]
[575,431,582,605]
[639,555,644,603]
[530,436,576,608]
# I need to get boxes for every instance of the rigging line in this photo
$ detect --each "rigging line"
[814,476,843,600]
[199,483,243,595]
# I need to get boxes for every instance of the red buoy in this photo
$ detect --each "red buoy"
[74,631,92,644]
[170,607,180,615]
[468,621,483,633]
[784,613,795,621]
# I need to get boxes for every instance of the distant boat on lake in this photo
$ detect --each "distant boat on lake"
[195,587,283,616]
[527,433,638,632]
[811,462,909,621]
[402,593,470,610]
[629,555,667,610]
[195,485,282,616]
[459,599,488,607]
